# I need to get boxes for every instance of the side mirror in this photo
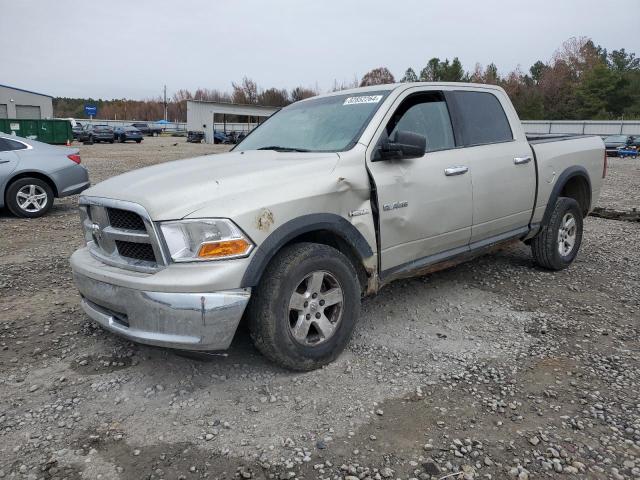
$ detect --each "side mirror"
[376,130,426,161]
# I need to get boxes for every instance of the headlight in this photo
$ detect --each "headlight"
[159,219,253,262]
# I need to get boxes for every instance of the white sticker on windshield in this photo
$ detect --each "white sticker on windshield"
[343,95,383,105]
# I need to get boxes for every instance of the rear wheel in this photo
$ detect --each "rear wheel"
[247,243,361,371]
[6,177,54,218]
[531,197,583,270]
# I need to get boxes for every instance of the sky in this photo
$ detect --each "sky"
[2,0,639,100]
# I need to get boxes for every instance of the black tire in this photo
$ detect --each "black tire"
[109,139,114,144]
[6,177,54,218]
[247,242,361,371]
[135,139,142,144]
[531,197,583,271]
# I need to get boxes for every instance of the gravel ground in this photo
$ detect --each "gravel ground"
[597,156,640,213]
[0,137,638,480]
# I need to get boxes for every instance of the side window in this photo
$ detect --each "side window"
[0,138,27,151]
[386,93,455,153]
[453,91,513,146]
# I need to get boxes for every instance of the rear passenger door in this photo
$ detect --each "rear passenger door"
[367,91,473,273]
[448,90,536,243]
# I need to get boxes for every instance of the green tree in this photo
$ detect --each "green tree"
[484,63,499,84]
[419,58,441,81]
[400,68,418,82]
[608,48,640,72]
[529,61,547,84]
[443,57,465,81]
[575,63,618,118]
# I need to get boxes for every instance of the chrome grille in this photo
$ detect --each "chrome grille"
[79,197,166,272]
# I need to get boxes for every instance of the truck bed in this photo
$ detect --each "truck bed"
[527,134,605,228]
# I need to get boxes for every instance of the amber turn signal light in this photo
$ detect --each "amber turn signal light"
[197,239,251,259]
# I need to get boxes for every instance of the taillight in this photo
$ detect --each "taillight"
[602,152,607,178]
[68,154,81,164]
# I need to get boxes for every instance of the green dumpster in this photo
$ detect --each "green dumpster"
[0,119,72,145]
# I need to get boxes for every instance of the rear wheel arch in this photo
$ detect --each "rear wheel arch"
[5,171,59,199]
[542,167,591,227]
[241,214,374,291]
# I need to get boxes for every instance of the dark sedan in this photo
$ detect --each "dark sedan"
[604,135,638,157]
[72,122,83,140]
[114,126,143,143]
[78,124,115,144]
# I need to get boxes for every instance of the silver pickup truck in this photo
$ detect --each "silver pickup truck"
[70,83,605,370]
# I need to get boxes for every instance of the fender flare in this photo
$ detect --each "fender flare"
[240,213,373,288]
[541,165,591,227]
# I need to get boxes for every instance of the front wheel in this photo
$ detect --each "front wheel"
[531,197,583,270]
[247,243,361,371]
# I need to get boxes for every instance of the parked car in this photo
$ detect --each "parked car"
[114,126,143,143]
[213,130,230,144]
[603,135,638,156]
[0,134,90,218]
[78,124,114,144]
[225,131,247,144]
[72,122,83,140]
[70,83,605,371]
[130,123,162,136]
[186,131,204,143]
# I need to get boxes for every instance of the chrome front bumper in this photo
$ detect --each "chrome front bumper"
[73,272,251,351]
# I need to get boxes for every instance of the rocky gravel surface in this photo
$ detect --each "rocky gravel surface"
[0,137,638,479]
[597,156,640,213]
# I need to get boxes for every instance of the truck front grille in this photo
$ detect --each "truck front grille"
[107,208,146,231]
[79,198,165,272]
[115,240,156,262]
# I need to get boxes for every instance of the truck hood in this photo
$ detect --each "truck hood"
[83,150,340,220]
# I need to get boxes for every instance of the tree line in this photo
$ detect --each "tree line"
[53,37,640,122]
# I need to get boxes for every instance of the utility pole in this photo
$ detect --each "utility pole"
[163,85,168,122]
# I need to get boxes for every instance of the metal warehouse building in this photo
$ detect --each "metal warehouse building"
[0,84,53,119]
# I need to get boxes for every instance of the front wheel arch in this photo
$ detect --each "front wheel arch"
[240,214,374,290]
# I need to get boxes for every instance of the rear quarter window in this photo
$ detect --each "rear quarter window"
[453,91,513,146]
[0,138,28,151]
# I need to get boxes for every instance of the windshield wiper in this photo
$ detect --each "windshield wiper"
[257,146,310,152]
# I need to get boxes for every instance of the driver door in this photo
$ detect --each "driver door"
[367,91,473,274]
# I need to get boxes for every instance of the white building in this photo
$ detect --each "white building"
[187,100,278,143]
[0,84,54,119]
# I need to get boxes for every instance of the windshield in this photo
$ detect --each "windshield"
[236,91,390,152]
[605,135,627,142]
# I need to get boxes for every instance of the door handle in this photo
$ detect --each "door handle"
[514,156,532,165]
[444,166,469,176]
